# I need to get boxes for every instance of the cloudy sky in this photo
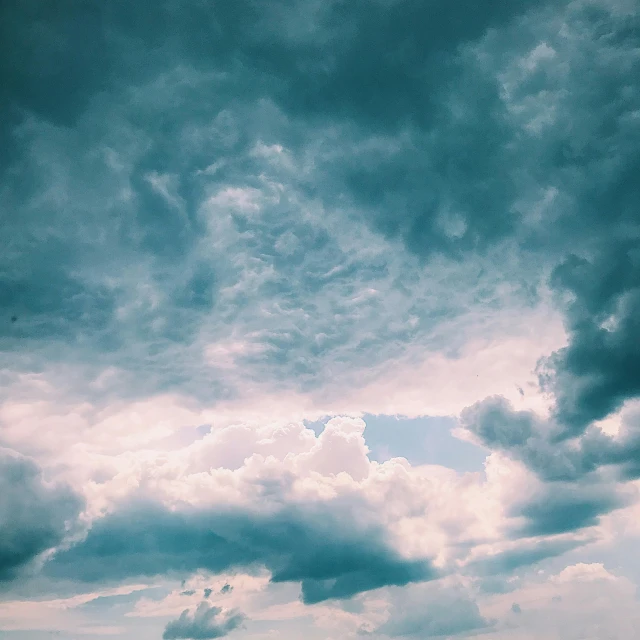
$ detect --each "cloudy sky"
[1,0,639,638]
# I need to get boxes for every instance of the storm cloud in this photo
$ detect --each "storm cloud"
[0,448,83,583]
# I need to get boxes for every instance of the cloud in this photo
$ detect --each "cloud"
[374,584,492,639]
[1,0,637,417]
[0,448,83,583]
[460,396,636,537]
[2,0,640,638]
[542,245,640,439]
[46,499,434,604]
[460,395,640,484]
[163,602,244,640]
[478,562,640,639]
[460,396,537,449]
[0,0,564,411]
[512,484,628,537]
[468,538,588,577]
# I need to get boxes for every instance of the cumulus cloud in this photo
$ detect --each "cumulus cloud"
[163,602,244,640]
[460,395,640,486]
[0,448,83,583]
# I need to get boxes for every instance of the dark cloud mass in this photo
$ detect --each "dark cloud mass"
[46,500,434,603]
[0,0,637,404]
[0,0,602,403]
[543,244,640,438]
[163,602,245,640]
[512,485,627,537]
[0,449,83,583]
[468,538,588,578]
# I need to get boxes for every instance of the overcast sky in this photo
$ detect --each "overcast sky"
[1,1,639,639]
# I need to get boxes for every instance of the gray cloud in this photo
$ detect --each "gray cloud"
[467,538,587,577]
[461,396,635,535]
[542,246,640,439]
[0,448,83,583]
[1,1,636,395]
[375,588,492,639]
[461,396,640,484]
[46,500,434,603]
[0,0,578,407]
[512,484,628,537]
[460,396,536,449]
[163,602,245,640]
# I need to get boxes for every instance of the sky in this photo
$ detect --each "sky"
[1,0,639,638]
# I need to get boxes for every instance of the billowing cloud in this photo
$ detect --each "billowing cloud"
[0,449,82,584]
[46,498,434,604]
[543,245,640,439]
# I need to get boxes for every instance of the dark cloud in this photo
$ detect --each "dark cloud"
[1,0,545,129]
[460,396,535,449]
[46,500,435,603]
[0,0,564,404]
[0,0,636,365]
[542,245,640,440]
[0,448,83,583]
[163,602,245,640]
[461,395,640,486]
[461,396,635,536]
[468,538,587,577]
[522,6,640,440]
[449,4,640,455]
[512,485,627,537]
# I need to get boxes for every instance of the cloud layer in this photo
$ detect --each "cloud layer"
[2,0,640,638]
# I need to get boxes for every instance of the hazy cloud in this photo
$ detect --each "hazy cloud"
[163,602,244,640]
